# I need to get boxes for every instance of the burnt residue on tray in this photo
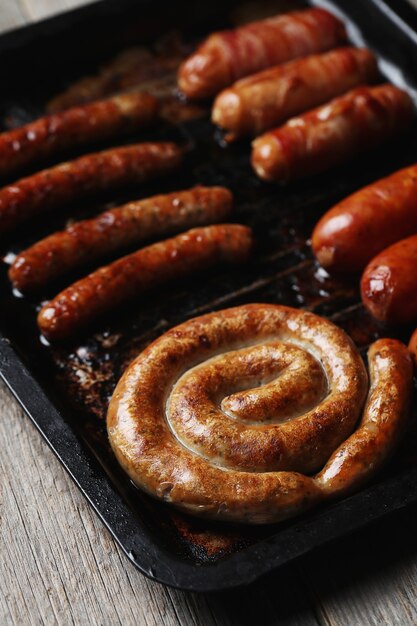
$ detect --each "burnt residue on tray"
[2,0,417,566]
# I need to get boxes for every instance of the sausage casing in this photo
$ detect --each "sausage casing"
[0,142,181,234]
[212,47,377,138]
[251,85,414,183]
[361,234,417,324]
[9,186,233,292]
[37,224,253,341]
[0,92,159,179]
[312,164,417,274]
[178,7,347,99]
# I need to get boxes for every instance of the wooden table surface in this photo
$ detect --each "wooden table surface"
[2,1,417,624]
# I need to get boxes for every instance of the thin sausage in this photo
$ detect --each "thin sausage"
[0,142,181,234]
[361,234,417,324]
[178,7,347,99]
[0,92,159,178]
[312,164,417,274]
[251,85,413,183]
[212,47,377,139]
[37,224,253,341]
[9,186,233,292]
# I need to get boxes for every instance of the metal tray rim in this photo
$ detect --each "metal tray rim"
[2,0,417,593]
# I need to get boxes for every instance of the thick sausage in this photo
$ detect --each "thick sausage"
[361,234,417,324]
[178,7,347,99]
[0,92,159,178]
[312,164,417,274]
[316,338,412,497]
[0,142,181,235]
[212,47,377,139]
[251,85,414,183]
[408,327,417,370]
[9,186,233,292]
[37,224,253,342]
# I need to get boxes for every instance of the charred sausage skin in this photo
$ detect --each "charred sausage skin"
[37,224,253,342]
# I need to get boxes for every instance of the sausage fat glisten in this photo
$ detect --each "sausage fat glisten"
[0,91,159,178]
[361,234,417,325]
[37,224,253,342]
[178,7,347,99]
[212,47,377,139]
[251,84,413,183]
[107,304,412,524]
[0,142,181,234]
[312,164,417,274]
[9,186,233,292]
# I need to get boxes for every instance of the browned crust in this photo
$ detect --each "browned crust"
[37,224,253,342]
[9,186,233,292]
[107,304,412,524]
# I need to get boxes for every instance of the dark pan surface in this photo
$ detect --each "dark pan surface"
[2,0,417,591]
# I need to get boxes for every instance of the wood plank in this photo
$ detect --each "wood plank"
[18,0,95,22]
[0,381,321,626]
[0,0,28,31]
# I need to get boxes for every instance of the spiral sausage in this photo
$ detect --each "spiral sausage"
[312,164,417,274]
[107,304,412,524]
[178,7,347,99]
[37,224,253,342]
[251,85,413,183]
[361,234,417,324]
[0,142,181,235]
[9,186,233,292]
[0,92,159,179]
[212,47,377,139]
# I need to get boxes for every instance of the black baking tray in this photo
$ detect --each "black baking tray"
[2,0,417,592]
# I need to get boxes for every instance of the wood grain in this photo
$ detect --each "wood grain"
[1,1,417,625]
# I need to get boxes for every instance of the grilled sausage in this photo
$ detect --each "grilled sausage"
[251,85,414,183]
[0,142,181,234]
[9,186,233,292]
[0,92,159,179]
[107,303,412,524]
[37,224,253,341]
[178,7,347,99]
[312,164,417,274]
[408,327,417,370]
[212,47,377,139]
[361,234,417,324]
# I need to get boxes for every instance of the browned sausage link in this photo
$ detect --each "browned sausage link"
[212,47,378,139]
[0,92,159,179]
[37,224,253,342]
[251,85,414,183]
[408,328,417,370]
[312,164,417,274]
[9,186,233,292]
[178,7,346,99]
[361,234,417,325]
[0,142,181,235]
[316,338,412,497]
